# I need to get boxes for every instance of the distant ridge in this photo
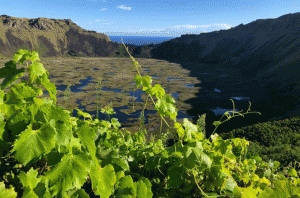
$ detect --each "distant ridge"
[150,12,300,122]
[0,15,151,58]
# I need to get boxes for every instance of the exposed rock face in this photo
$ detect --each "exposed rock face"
[0,15,141,58]
[150,12,300,125]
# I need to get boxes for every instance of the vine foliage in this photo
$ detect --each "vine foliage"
[0,44,299,197]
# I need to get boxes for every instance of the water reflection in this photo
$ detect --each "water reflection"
[185,84,195,88]
[167,77,184,80]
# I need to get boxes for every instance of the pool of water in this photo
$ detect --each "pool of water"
[43,67,251,121]
[43,75,198,124]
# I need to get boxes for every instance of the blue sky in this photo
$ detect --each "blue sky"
[2,0,299,37]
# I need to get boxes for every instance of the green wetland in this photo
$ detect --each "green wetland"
[1,55,300,169]
[0,56,202,142]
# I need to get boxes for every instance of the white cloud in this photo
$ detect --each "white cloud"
[109,23,237,37]
[95,19,100,22]
[100,8,107,11]
[117,5,132,11]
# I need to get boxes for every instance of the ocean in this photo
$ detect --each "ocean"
[107,36,178,46]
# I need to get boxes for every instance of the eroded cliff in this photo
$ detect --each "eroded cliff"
[0,15,142,58]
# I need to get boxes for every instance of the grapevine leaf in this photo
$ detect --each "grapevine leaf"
[184,142,212,169]
[182,118,197,141]
[115,175,135,197]
[174,122,184,139]
[111,118,121,129]
[134,75,152,92]
[115,171,125,188]
[166,164,186,189]
[0,89,4,104]
[155,94,177,120]
[135,179,153,198]
[150,84,165,99]
[90,162,116,198]
[26,51,40,63]
[0,112,5,141]
[5,83,39,103]
[134,75,142,87]
[13,49,30,64]
[0,181,18,198]
[28,62,48,84]
[11,119,57,166]
[111,158,130,171]
[38,74,57,104]
[42,151,92,196]
[76,122,97,160]
[18,168,41,191]
[288,167,298,178]
[224,175,237,192]
[213,138,233,156]
[0,60,25,90]
[233,186,259,198]
[76,108,93,120]
[138,177,153,198]
[196,113,206,135]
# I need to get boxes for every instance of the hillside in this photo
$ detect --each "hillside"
[0,15,152,58]
[149,12,300,125]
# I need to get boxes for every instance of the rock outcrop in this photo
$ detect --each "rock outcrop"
[150,12,300,127]
[0,15,143,58]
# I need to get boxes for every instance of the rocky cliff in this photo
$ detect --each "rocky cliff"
[150,12,300,124]
[0,15,144,58]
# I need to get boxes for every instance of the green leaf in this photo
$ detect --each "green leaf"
[90,163,116,198]
[28,62,49,84]
[27,51,41,63]
[288,167,298,178]
[76,108,93,120]
[0,181,18,198]
[38,74,57,104]
[11,119,57,166]
[213,137,233,156]
[111,118,121,129]
[174,122,184,139]
[166,164,186,188]
[115,175,135,197]
[150,84,165,99]
[134,75,152,92]
[18,168,41,192]
[137,177,153,198]
[0,60,25,90]
[112,158,130,171]
[155,94,177,120]
[196,113,206,135]
[13,49,30,64]
[5,83,40,103]
[184,142,212,169]
[182,118,197,141]
[115,171,125,188]
[76,122,97,160]
[42,151,92,196]
[135,180,149,198]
